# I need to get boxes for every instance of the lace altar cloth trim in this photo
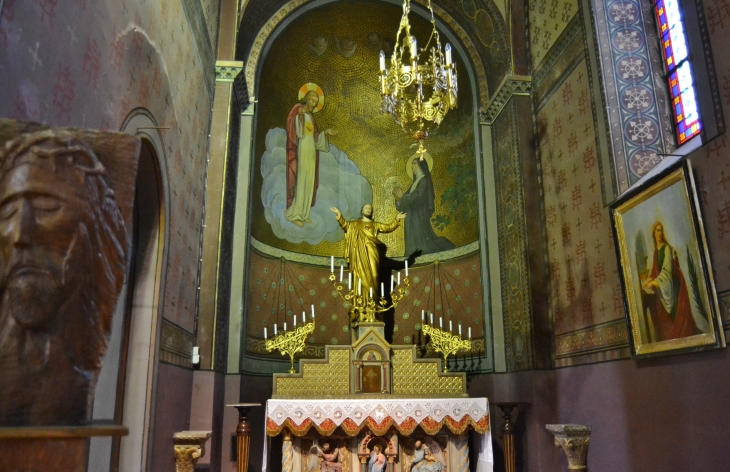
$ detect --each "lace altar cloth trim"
[265,398,489,437]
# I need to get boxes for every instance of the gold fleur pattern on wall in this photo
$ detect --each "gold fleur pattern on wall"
[528,0,579,68]
[538,59,622,336]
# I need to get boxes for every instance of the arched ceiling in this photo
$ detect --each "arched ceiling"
[236,0,510,110]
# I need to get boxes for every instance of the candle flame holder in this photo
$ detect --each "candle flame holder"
[329,272,410,324]
[422,324,471,372]
[265,320,315,373]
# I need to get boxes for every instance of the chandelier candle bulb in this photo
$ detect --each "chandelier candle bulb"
[379,50,386,71]
[445,43,452,65]
[294,315,297,326]
[340,265,343,282]
[381,283,385,298]
[459,323,462,336]
[468,327,471,339]
[358,279,362,296]
[348,273,352,290]
[397,272,401,286]
[284,323,287,331]
[274,325,277,336]
[430,312,434,325]
[410,36,417,59]
[449,320,453,332]
[370,287,373,299]
[311,305,315,318]
[391,275,394,293]
[422,310,425,321]
[264,327,267,339]
[405,260,408,276]
[330,256,334,273]
[439,317,443,329]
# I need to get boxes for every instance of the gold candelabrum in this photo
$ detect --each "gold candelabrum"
[379,0,458,156]
[265,320,315,373]
[329,272,410,324]
[422,323,471,372]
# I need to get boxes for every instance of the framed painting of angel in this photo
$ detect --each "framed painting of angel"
[610,160,725,357]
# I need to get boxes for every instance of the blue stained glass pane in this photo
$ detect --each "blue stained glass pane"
[655,0,702,144]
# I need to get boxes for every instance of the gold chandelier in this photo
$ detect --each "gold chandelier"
[379,0,458,156]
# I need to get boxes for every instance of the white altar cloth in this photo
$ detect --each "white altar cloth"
[262,398,493,472]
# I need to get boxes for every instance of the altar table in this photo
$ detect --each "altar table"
[262,398,493,472]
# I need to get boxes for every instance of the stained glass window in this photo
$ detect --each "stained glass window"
[655,0,701,144]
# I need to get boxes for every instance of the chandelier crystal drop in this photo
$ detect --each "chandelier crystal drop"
[379,0,458,157]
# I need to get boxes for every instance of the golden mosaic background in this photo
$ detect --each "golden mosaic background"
[251,1,478,258]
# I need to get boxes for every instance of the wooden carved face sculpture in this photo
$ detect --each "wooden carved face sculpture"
[0,130,128,426]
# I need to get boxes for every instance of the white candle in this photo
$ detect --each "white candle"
[348,273,352,290]
[284,322,287,331]
[294,315,297,326]
[445,43,452,65]
[410,36,417,58]
[340,265,343,282]
[330,256,334,273]
[264,327,268,339]
[422,310,425,321]
[397,272,401,285]
[430,313,434,325]
[459,323,462,336]
[449,320,453,332]
[439,317,443,329]
[358,279,362,296]
[274,324,278,335]
[468,327,472,339]
[405,260,409,276]
[311,305,315,318]
[381,283,385,297]
[379,50,386,71]
[391,275,394,293]
[369,287,373,298]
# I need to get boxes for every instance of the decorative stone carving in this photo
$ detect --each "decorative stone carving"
[545,424,591,471]
[215,60,244,82]
[0,120,139,426]
[173,430,212,472]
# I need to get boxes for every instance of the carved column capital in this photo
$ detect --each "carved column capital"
[546,424,591,471]
[173,430,212,472]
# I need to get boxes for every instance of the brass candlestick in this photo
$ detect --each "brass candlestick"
[265,320,315,373]
[329,272,410,323]
[422,324,471,372]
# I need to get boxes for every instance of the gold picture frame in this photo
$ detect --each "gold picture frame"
[611,160,725,357]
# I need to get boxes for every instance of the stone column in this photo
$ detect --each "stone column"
[282,428,294,472]
[545,424,591,472]
[173,430,212,472]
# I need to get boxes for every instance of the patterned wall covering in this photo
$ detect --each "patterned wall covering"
[528,0,579,68]
[538,58,624,336]
[200,0,220,50]
[0,0,216,335]
[491,100,534,371]
[244,249,484,365]
[590,0,675,191]
[237,0,509,100]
